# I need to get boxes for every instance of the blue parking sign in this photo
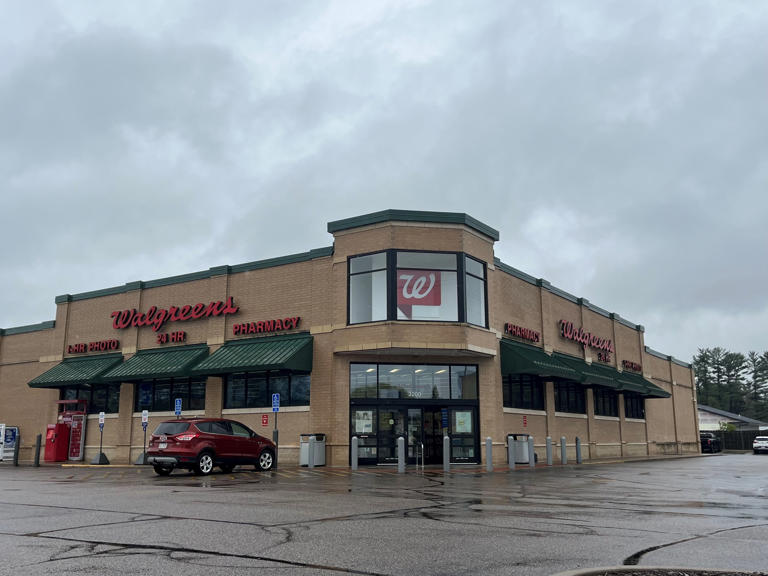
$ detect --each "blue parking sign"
[272,393,280,412]
[175,398,182,416]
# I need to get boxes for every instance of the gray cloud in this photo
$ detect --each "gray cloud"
[1,1,766,363]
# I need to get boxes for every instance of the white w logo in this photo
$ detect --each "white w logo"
[400,273,436,299]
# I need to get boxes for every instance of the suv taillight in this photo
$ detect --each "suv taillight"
[176,433,200,441]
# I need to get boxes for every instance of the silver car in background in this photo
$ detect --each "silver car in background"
[753,436,768,454]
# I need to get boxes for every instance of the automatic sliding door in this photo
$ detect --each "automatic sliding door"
[378,409,405,463]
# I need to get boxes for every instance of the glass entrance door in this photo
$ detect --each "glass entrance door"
[422,408,444,464]
[378,408,405,463]
[350,405,479,465]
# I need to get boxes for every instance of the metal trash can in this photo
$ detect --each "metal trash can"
[507,433,530,464]
[299,433,326,466]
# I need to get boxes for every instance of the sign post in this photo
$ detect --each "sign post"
[91,412,109,465]
[0,423,5,462]
[272,393,280,469]
[135,410,149,465]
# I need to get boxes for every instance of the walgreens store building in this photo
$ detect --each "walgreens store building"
[0,210,699,467]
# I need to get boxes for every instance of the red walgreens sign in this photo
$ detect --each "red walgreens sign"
[397,270,441,318]
[111,297,239,332]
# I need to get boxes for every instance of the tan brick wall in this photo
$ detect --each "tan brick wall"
[490,272,542,337]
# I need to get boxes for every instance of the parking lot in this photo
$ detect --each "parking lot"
[1,453,767,575]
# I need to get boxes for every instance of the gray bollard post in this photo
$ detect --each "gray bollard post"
[576,437,582,464]
[443,435,450,472]
[351,436,358,471]
[546,436,553,466]
[308,435,316,468]
[508,436,515,470]
[528,436,535,468]
[486,437,493,472]
[13,431,20,466]
[560,436,567,465]
[398,436,405,474]
[34,434,41,467]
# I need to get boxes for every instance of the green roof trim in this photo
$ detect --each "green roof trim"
[1,320,56,336]
[500,339,580,380]
[327,209,500,241]
[191,333,313,375]
[100,344,209,382]
[28,353,123,388]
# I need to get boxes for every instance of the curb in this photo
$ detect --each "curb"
[552,567,768,576]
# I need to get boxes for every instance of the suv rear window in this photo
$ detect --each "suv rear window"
[154,422,190,435]
[755,437,768,441]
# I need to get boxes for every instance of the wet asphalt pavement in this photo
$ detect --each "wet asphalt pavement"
[0,452,766,575]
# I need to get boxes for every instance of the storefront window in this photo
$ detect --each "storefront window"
[134,378,207,412]
[291,374,311,404]
[223,372,310,408]
[503,374,544,410]
[347,251,488,328]
[349,252,387,324]
[464,256,486,327]
[351,363,477,400]
[450,365,478,399]
[624,393,645,419]
[396,252,458,321]
[60,384,121,414]
[350,364,377,398]
[593,387,618,417]
[554,380,586,414]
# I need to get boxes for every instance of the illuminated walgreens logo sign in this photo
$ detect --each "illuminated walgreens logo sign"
[110,297,239,332]
[559,319,615,354]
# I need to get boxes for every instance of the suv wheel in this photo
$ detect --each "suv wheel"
[256,449,274,471]
[195,452,215,475]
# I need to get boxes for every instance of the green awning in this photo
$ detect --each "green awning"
[28,353,123,388]
[554,353,671,398]
[617,370,671,398]
[500,339,580,380]
[191,334,313,375]
[100,344,209,382]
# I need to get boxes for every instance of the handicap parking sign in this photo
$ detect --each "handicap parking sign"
[272,393,280,412]
[175,398,182,416]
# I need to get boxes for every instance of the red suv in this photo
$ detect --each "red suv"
[146,418,275,476]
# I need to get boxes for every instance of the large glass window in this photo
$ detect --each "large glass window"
[350,364,378,399]
[624,393,645,419]
[464,255,486,327]
[134,377,206,412]
[349,252,387,324]
[396,252,458,321]
[60,384,121,414]
[350,363,477,400]
[347,250,488,328]
[554,380,586,414]
[223,372,310,408]
[593,387,618,417]
[450,365,478,399]
[503,374,545,410]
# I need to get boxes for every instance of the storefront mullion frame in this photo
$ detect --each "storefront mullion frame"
[222,371,311,409]
[349,361,480,465]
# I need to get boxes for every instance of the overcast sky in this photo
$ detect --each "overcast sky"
[1,1,766,363]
